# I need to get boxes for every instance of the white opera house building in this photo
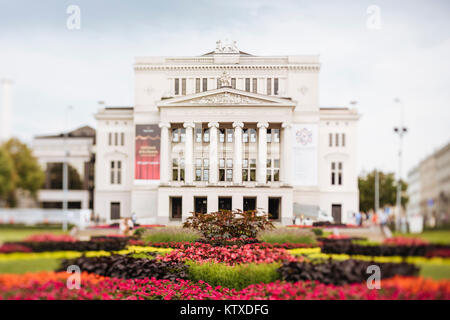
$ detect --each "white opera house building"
[94,41,360,225]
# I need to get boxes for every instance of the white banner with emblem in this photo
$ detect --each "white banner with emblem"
[291,123,318,186]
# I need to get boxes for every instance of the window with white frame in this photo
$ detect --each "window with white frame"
[110,160,122,184]
[249,128,257,143]
[172,158,185,181]
[342,133,346,147]
[172,128,185,143]
[242,158,256,182]
[195,158,209,181]
[267,78,272,95]
[267,129,280,144]
[219,158,233,182]
[266,158,280,182]
[331,162,343,185]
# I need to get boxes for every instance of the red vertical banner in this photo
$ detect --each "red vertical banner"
[135,124,161,180]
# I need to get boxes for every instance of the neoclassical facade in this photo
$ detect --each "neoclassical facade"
[94,42,360,225]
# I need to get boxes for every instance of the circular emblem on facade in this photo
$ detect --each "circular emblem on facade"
[296,128,312,145]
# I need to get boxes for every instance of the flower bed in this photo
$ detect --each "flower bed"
[383,236,429,246]
[58,255,189,281]
[1,237,129,253]
[278,259,419,285]
[160,243,297,266]
[321,239,450,258]
[24,234,77,242]
[1,272,449,300]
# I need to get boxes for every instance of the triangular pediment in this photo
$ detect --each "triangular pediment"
[157,88,295,107]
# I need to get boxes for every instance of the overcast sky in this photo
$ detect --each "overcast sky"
[0,0,449,179]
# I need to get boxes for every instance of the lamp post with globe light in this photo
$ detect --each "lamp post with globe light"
[393,98,408,232]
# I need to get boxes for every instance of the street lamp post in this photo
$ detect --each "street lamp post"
[62,106,73,232]
[393,98,407,232]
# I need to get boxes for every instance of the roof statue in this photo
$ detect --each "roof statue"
[214,39,239,54]
[218,71,231,88]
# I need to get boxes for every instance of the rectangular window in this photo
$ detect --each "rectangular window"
[226,159,233,182]
[110,161,115,184]
[226,129,233,143]
[174,78,179,95]
[273,129,280,143]
[180,128,186,142]
[331,162,343,185]
[120,132,124,146]
[172,128,179,142]
[217,78,221,89]
[252,78,257,93]
[195,127,202,143]
[245,78,250,92]
[274,78,279,95]
[329,133,332,147]
[242,129,249,143]
[231,78,236,89]
[249,129,257,143]
[335,133,339,146]
[219,129,225,143]
[117,161,122,184]
[342,133,346,147]
[203,129,210,143]
[172,158,185,181]
[181,78,186,95]
[108,133,112,146]
[267,129,272,143]
[114,132,118,146]
[219,158,225,182]
[202,78,207,92]
[267,78,272,95]
[195,78,200,93]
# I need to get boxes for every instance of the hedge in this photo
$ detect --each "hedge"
[186,261,281,290]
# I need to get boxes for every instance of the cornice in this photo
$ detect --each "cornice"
[134,64,320,72]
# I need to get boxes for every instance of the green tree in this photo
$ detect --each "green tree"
[2,138,45,207]
[358,170,408,213]
[0,146,17,203]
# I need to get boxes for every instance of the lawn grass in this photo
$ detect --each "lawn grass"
[259,228,316,244]
[142,227,200,243]
[419,264,450,280]
[0,258,61,274]
[0,228,68,244]
[393,230,450,245]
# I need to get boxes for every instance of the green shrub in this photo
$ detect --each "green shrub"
[143,227,200,243]
[259,228,316,244]
[183,210,274,240]
[311,228,323,236]
[187,261,281,290]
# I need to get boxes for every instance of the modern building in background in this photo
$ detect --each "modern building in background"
[94,41,360,225]
[407,141,450,226]
[32,126,96,210]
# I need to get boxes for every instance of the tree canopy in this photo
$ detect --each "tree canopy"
[0,138,45,207]
[358,170,408,213]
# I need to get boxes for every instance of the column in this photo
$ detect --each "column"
[208,121,219,184]
[183,122,195,184]
[158,122,171,185]
[257,122,269,184]
[232,121,244,184]
[281,122,292,185]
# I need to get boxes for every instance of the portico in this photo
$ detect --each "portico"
[155,87,295,224]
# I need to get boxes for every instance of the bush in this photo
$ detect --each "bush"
[187,261,281,290]
[143,227,200,243]
[183,210,274,240]
[5,237,129,252]
[259,228,316,244]
[311,228,323,236]
[58,254,189,281]
[321,240,450,257]
[278,259,419,286]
